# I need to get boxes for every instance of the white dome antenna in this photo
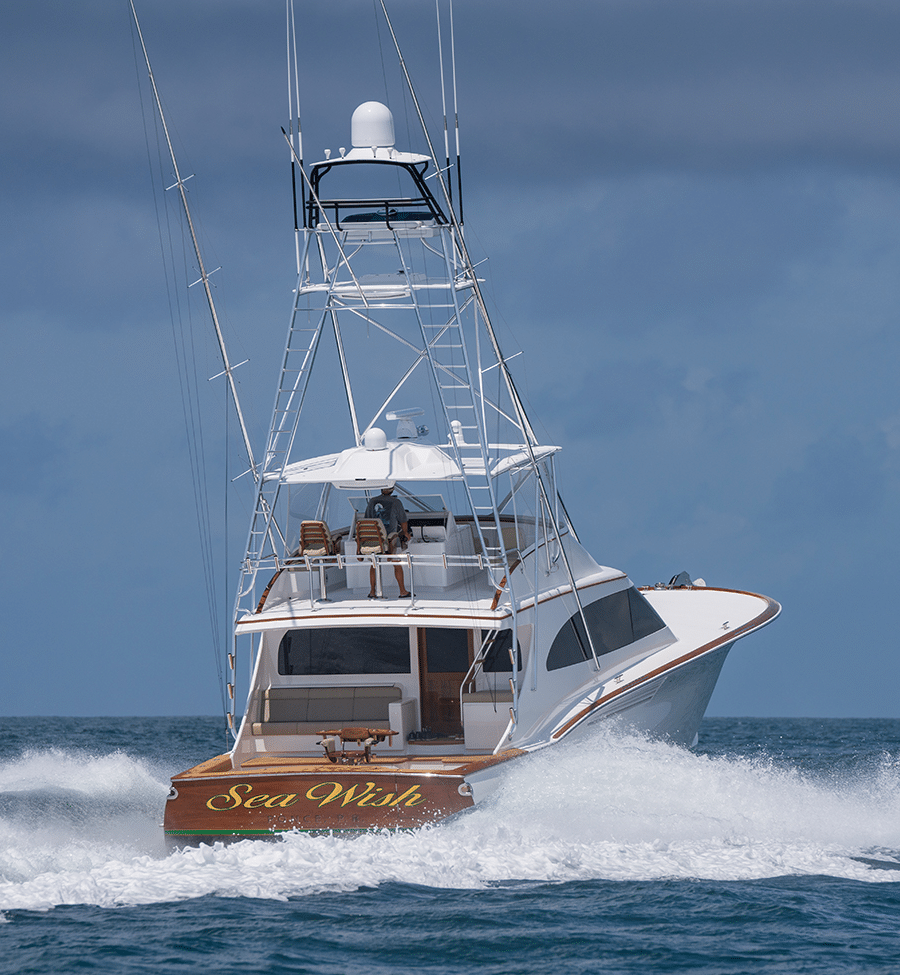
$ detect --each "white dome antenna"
[351,101,395,149]
[363,427,388,451]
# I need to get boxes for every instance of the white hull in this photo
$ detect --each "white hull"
[577,642,732,748]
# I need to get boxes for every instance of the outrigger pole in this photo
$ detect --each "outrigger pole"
[130,1,258,483]
[286,0,306,262]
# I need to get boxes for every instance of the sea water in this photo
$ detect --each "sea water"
[1,716,899,973]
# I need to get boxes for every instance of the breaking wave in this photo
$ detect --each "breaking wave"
[2,726,899,912]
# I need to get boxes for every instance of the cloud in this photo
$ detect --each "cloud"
[458,0,900,177]
[4,0,900,716]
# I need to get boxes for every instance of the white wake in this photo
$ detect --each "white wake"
[2,727,899,912]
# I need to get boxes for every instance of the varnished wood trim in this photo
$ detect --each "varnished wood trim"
[490,559,521,611]
[239,610,515,626]
[551,589,781,740]
[171,747,528,783]
[255,570,283,613]
[455,747,527,775]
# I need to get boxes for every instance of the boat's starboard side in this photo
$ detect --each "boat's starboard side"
[541,586,781,747]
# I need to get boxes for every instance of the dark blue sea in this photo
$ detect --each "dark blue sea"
[1,717,899,973]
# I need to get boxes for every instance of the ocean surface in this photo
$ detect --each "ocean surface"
[1,717,899,973]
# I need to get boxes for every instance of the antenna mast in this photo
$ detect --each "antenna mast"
[449,0,463,224]
[436,0,452,208]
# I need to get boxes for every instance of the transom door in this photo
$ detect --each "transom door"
[417,628,473,737]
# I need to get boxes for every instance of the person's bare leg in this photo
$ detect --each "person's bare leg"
[394,564,410,597]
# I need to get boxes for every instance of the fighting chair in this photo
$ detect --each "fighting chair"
[317,726,398,764]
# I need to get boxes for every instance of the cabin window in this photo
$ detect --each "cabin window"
[482,630,523,672]
[278,626,411,675]
[421,628,470,673]
[629,586,667,641]
[546,587,666,671]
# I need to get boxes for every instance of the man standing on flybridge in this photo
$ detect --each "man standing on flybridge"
[365,484,412,598]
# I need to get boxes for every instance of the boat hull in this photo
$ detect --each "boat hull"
[165,591,779,845]
[163,753,529,846]
[577,642,733,748]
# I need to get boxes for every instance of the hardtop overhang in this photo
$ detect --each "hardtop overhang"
[275,439,561,487]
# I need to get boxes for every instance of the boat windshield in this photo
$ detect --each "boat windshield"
[348,494,447,518]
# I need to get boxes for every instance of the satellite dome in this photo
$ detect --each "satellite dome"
[363,427,388,451]
[351,101,395,149]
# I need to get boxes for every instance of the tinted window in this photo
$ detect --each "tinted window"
[278,627,410,675]
[545,614,589,671]
[590,589,632,654]
[423,628,470,673]
[629,586,666,640]
[482,630,523,672]
[546,587,666,671]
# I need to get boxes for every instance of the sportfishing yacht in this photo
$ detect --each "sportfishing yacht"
[138,4,780,845]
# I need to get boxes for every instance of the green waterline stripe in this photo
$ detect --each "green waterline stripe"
[164,827,414,835]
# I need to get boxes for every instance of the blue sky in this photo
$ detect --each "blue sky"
[2,0,899,718]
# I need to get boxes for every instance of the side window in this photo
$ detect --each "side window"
[545,615,589,671]
[629,586,666,640]
[482,630,523,672]
[585,588,631,654]
[546,587,666,671]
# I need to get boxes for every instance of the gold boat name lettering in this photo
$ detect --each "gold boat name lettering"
[206,781,426,811]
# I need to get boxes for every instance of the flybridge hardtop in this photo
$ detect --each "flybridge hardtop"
[143,2,780,846]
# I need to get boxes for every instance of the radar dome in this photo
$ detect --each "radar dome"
[351,101,395,148]
[363,427,388,451]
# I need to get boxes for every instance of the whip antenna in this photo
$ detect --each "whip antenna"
[436,0,452,208]
[449,0,463,224]
[286,0,306,270]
